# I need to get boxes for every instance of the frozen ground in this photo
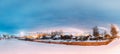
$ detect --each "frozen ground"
[0,39,120,54]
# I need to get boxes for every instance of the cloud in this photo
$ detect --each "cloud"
[0,0,120,33]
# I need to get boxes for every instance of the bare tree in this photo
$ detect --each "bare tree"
[110,24,119,37]
[93,26,100,37]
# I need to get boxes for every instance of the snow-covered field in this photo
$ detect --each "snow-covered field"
[0,39,120,54]
[37,39,109,42]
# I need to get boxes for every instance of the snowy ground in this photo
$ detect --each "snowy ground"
[0,39,120,54]
[38,39,109,42]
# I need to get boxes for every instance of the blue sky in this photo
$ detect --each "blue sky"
[0,0,120,33]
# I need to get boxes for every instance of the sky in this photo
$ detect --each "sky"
[0,0,120,33]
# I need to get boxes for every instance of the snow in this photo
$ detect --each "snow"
[38,39,109,42]
[0,39,120,54]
